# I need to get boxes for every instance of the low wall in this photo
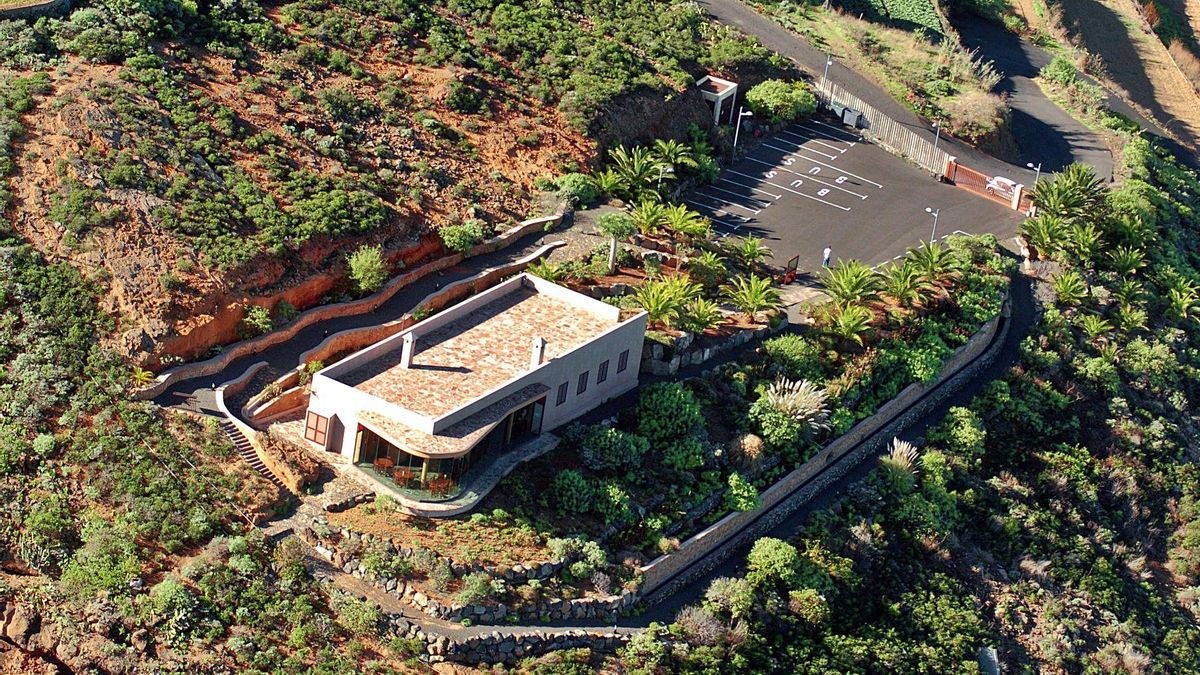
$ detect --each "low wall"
[214,363,299,493]
[243,241,566,428]
[248,385,308,426]
[0,0,70,19]
[639,294,1011,598]
[134,214,563,401]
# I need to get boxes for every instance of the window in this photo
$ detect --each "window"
[556,381,569,406]
[577,370,589,395]
[304,411,329,446]
[617,349,630,373]
[597,359,609,384]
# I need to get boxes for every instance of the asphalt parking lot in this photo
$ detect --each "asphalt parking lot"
[685,117,1025,271]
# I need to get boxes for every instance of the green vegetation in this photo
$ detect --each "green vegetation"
[347,244,389,295]
[744,79,817,124]
[652,145,1200,673]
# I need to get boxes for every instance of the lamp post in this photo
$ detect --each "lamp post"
[823,53,833,84]
[657,165,674,192]
[925,207,940,243]
[932,123,941,154]
[1026,161,1042,185]
[733,107,753,157]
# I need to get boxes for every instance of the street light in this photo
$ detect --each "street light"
[733,107,753,156]
[932,123,941,154]
[657,164,675,191]
[823,53,833,84]
[925,207,940,243]
[1026,161,1042,185]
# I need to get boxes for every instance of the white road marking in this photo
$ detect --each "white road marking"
[685,201,750,230]
[779,129,845,154]
[717,177,782,199]
[767,134,838,160]
[702,185,773,209]
[744,156,870,199]
[727,169,860,208]
[725,169,850,211]
[762,143,884,188]
[690,192,761,214]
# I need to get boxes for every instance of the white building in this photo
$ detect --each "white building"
[302,273,647,499]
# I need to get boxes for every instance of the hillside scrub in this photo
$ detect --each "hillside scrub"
[653,144,1200,672]
[758,1,1007,140]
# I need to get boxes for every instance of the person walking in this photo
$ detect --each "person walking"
[821,246,832,268]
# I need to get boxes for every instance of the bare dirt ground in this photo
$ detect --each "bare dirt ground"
[1057,0,1200,147]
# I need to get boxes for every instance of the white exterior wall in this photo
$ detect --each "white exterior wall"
[304,274,646,462]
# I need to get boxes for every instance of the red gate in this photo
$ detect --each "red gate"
[946,163,1013,208]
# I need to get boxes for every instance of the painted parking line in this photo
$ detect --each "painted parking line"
[726,169,854,211]
[701,184,773,209]
[689,192,761,214]
[742,157,870,200]
[762,143,884,188]
[807,119,864,141]
[717,177,782,199]
[767,134,839,160]
[789,121,859,146]
[685,200,751,228]
[779,129,846,155]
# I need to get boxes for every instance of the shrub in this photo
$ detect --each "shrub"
[763,334,825,381]
[550,469,592,514]
[580,426,649,474]
[726,472,760,511]
[444,80,485,113]
[1041,55,1078,86]
[555,173,600,207]
[662,436,707,472]
[636,382,703,446]
[704,576,755,619]
[438,219,489,253]
[746,537,798,589]
[347,244,388,294]
[457,572,493,604]
[331,593,381,637]
[595,482,634,525]
[744,79,817,123]
[788,588,830,625]
[240,305,272,337]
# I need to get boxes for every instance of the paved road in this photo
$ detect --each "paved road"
[949,14,1114,180]
[698,0,1031,179]
[152,230,559,416]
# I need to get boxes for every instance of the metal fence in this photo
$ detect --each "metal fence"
[814,78,950,176]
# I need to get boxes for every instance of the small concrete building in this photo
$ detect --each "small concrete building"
[302,274,647,501]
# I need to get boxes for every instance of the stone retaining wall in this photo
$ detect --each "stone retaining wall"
[640,294,1011,599]
[0,0,70,19]
[241,241,565,427]
[641,314,788,376]
[303,525,637,625]
[134,214,562,401]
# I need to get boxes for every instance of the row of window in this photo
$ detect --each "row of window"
[555,349,630,406]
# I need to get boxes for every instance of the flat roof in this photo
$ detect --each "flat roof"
[336,284,618,418]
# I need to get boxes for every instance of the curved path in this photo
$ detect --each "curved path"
[152,229,561,418]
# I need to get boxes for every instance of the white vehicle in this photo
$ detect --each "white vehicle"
[985,176,1018,199]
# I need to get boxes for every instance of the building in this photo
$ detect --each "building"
[302,273,647,500]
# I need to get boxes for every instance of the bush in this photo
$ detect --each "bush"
[438,219,489,253]
[595,482,634,525]
[240,305,272,337]
[762,334,825,381]
[726,472,760,511]
[745,537,798,589]
[745,80,817,124]
[580,426,649,474]
[637,382,704,445]
[662,436,707,471]
[331,593,381,637]
[555,172,600,207]
[347,244,388,294]
[457,572,493,604]
[550,469,592,514]
[1041,55,1078,86]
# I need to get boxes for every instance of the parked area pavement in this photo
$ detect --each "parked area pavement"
[689,116,1024,270]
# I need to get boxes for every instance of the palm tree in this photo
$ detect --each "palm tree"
[1059,163,1107,216]
[130,367,155,386]
[822,259,881,308]
[596,212,636,275]
[826,302,874,346]
[721,274,782,323]
[877,260,930,310]
[633,280,682,328]
[682,298,725,333]
[527,258,565,282]
[728,235,772,269]
[593,168,625,197]
[659,273,703,305]
[1031,173,1088,222]
[908,240,960,289]
[687,250,727,289]
[608,145,660,202]
[651,139,697,171]
[1116,304,1147,333]
[630,200,668,236]
[1113,278,1145,308]
[1107,246,1145,277]
[1052,269,1088,307]
[1065,222,1104,265]
[662,204,712,242]
[1166,284,1200,323]
[1018,214,1067,259]
[1075,314,1112,342]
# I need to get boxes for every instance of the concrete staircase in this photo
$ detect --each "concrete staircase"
[219,419,289,494]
